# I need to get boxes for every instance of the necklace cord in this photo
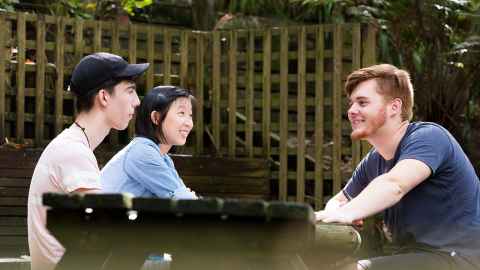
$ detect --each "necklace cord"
[74,122,92,149]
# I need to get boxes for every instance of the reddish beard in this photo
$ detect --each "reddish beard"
[350,108,387,140]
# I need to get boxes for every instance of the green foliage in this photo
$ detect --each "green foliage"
[0,0,18,12]
[292,0,480,144]
[121,0,152,16]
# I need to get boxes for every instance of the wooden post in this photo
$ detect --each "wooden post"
[195,33,205,155]
[109,22,121,146]
[146,25,154,91]
[35,16,46,146]
[227,31,237,157]
[351,24,362,168]
[55,17,65,135]
[279,28,289,201]
[361,24,377,157]
[245,30,254,158]
[0,14,6,142]
[16,13,26,143]
[332,24,343,195]
[127,24,137,140]
[73,19,84,118]
[262,28,271,159]
[211,31,221,154]
[93,21,101,52]
[314,25,325,210]
[296,27,306,203]
[180,31,189,88]
[163,29,171,85]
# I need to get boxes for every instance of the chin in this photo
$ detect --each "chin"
[113,123,130,131]
[351,129,368,140]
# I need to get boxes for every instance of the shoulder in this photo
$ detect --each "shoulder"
[123,137,165,165]
[405,122,450,140]
[126,137,160,156]
[44,131,95,165]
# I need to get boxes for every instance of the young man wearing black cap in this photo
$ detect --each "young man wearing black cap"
[27,52,149,270]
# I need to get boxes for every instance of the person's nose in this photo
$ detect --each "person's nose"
[185,117,194,130]
[133,92,140,107]
[347,103,357,117]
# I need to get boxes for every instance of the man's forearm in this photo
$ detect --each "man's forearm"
[340,175,404,221]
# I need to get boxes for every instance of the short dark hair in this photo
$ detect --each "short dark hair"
[75,77,135,112]
[135,86,194,144]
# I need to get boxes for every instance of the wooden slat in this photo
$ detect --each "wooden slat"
[109,22,121,145]
[34,17,46,146]
[0,14,6,141]
[228,31,237,157]
[0,187,29,197]
[0,207,26,216]
[361,24,377,157]
[146,25,154,91]
[93,20,102,52]
[296,27,306,203]
[0,217,26,226]
[55,17,65,135]
[195,33,205,154]
[245,31,254,157]
[279,28,289,201]
[332,24,343,194]
[0,236,28,246]
[351,24,362,169]
[16,13,26,143]
[262,28,272,159]
[0,178,31,187]
[314,25,325,210]
[172,156,269,178]
[180,31,188,88]
[73,19,84,117]
[127,23,137,139]
[211,31,221,153]
[163,29,172,85]
[0,226,27,236]
[0,197,27,206]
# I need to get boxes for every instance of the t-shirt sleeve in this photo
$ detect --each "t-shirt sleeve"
[54,143,101,193]
[343,151,374,200]
[123,142,187,198]
[397,125,450,174]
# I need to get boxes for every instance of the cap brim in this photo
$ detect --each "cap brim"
[117,63,150,78]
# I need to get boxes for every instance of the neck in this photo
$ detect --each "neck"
[159,144,172,154]
[367,120,409,160]
[74,110,111,150]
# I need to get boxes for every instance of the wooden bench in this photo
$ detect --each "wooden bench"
[0,148,271,257]
[44,193,361,270]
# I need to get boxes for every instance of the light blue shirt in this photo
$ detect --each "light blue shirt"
[101,136,196,199]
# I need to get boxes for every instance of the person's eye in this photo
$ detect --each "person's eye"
[178,111,185,116]
[359,101,368,107]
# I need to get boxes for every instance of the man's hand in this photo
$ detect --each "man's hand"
[315,209,355,224]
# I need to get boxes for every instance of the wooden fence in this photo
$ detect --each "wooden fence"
[0,12,376,208]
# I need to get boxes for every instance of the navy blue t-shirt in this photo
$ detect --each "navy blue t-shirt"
[343,122,480,254]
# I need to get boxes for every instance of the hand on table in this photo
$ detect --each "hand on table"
[315,209,355,224]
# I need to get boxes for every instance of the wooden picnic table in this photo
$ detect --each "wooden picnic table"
[44,193,361,270]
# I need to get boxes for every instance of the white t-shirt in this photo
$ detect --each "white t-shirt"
[27,125,101,270]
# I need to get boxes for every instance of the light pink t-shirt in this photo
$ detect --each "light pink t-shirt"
[27,125,101,270]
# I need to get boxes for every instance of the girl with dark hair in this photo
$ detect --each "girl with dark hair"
[101,85,197,199]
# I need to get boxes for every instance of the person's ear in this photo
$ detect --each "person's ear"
[98,89,109,107]
[150,111,160,126]
[390,98,402,117]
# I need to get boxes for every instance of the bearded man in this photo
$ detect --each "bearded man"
[316,64,480,270]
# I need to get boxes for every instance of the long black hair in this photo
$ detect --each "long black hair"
[135,85,194,144]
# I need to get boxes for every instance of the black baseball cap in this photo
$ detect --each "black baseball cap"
[69,52,150,96]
